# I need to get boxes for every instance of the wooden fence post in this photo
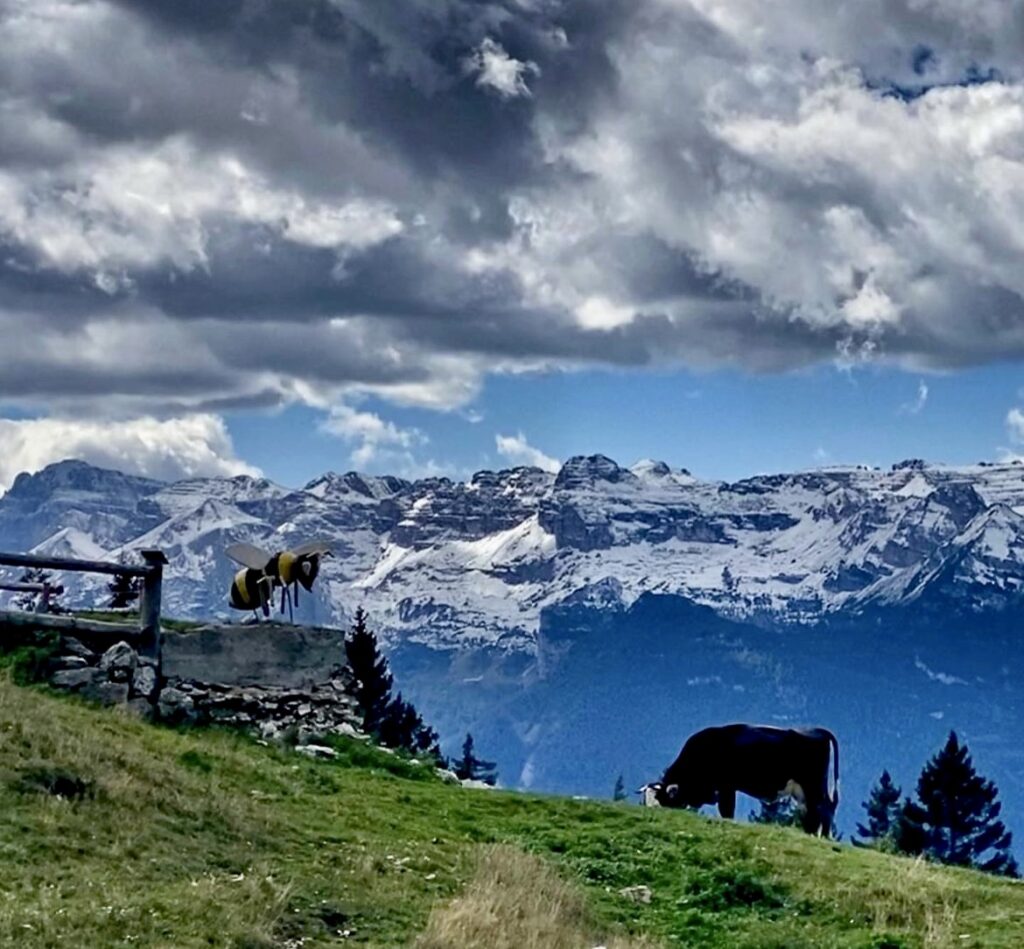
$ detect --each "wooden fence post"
[139,549,168,662]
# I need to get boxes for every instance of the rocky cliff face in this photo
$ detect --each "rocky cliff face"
[4,456,1024,647]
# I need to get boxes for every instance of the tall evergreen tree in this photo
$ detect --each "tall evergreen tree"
[904,732,1017,876]
[107,570,141,609]
[344,607,394,735]
[893,797,928,857]
[343,608,441,761]
[856,770,902,846]
[613,774,627,802]
[452,733,498,785]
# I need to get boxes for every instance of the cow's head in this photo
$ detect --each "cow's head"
[637,782,689,807]
[637,779,713,809]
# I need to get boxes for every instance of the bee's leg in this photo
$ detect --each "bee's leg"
[287,586,294,623]
[280,585,287,615]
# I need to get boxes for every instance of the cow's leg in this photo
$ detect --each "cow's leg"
[801,794,827,836]
[717,788,736,820]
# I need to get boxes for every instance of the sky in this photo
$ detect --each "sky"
[4,0,1024,489]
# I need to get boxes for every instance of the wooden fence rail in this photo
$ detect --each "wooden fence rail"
[0,549,168,660]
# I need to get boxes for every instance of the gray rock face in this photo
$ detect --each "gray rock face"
[131,664,159,700]
[51,667,102,690]
[62,638,97,661]
[53,656,89,670]
[98,641,137,682]
[124,697,154,720]
[157,687,194,723]
[88,681,130,706]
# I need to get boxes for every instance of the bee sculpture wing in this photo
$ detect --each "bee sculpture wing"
[290,540,333,558]
[225,542,273,570]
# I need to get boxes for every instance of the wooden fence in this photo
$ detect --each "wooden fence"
[0,550,168,660]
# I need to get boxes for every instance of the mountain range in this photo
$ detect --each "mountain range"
[1,456,1023,836]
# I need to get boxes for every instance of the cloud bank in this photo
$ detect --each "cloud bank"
[2,0,1024,427]
[0,415,258,492]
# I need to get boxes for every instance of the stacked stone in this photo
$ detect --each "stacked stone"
[51,638,158,717]
[157,670,362,743]
[47,637,363,745]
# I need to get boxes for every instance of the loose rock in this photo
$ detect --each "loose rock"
[296,744,338,759]
[618,885,652,904]
[131,664,159,700]
[53,656,89,671]
[99,641,137,682]
[51,667,102,691]
[61,638,96,661]
[88,681,130,706]
[157,687,196,724]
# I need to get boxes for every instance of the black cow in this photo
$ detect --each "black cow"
[640,724,840,837]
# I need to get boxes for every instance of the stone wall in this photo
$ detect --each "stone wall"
[44,623,363,745]
[161,622,348,688]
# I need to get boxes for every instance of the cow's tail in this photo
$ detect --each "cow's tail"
[825,728,840,815]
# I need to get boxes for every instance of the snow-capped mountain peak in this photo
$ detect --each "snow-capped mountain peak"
[4,456,1024,647]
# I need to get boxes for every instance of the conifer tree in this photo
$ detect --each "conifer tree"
[344,607,394,734]
[893,797,928,857]
[107,570,141,609]
[901,732,1017,876]
[613,774,627,802]
[452,733,498,785]
[856,770,902,846]
[343,608,442,761]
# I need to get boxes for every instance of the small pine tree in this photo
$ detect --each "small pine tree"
[893,796,928,857]
[107,570,141,609]
[856,770,902,847]
[344,607,394,735]
[903,732,1017,876]
[749,797,803,827]
[452,733,498,786]
[343,608,442,762]
[613,773,627,802]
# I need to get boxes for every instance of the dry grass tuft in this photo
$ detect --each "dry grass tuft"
[415,844,658,949]
[862,856,963,948]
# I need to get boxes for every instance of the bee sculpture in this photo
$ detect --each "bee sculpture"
[225,540,332,622]
[228,567,275,620]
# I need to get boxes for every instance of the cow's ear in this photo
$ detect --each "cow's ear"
[665,783,679,801]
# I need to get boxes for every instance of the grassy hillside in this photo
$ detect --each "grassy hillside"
[1,675,1023,948]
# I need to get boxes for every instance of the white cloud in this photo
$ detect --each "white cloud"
[0,139,403,277]
[494,432,560,472]
[465,38,539,99]
[1006,407,1024,444]
[900,380,929,415]
[321,403,427,469]
[0,414,259,493]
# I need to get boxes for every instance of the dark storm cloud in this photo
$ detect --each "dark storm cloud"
[3,0,1024,421]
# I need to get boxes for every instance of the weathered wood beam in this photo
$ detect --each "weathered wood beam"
[138,550,167,660]
[0,551,149,577]
[0,582,58,593]
[0,609,140,639]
